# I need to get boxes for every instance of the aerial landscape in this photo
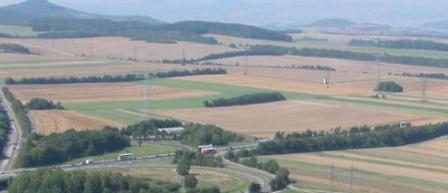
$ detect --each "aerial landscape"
[1,0,448,192]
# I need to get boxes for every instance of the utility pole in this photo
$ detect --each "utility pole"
[330,162,335,191]
[133,47,138,61]
[326,70,331,88]
[349,162,354,193]
[182,49,186,66]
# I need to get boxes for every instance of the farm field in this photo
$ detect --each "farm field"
[261,136,448,193]
[30,110,125,135]
[152,100,436,137]
[0,37,237,61]
[10,82,217,103]
[0,25,40,36]
[207,34,448,59]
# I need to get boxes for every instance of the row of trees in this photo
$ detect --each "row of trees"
[0,43,30,54]
[2,87,31,135]
[224,151,290,191]
[5,68,227,85]
[25,98,64,110]
[399,72,448,80]
[204,92,287,108]
[349,39,448,51]
[0,101,11,156]
[8,169,181,193]
[16,127,130,167]
[257,123,448,155]
[153,68,227,78]
[121,119,183,138]
[199,45,448,68]
[5,74,144,85]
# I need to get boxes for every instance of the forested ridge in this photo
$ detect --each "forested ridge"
[199,45,448,68]
[30,18,292,44]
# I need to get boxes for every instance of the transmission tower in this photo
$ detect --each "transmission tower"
[133,47,138,61]
[325,70,331,88]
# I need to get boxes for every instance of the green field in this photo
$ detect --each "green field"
[64,78,448,125]
[67,142,178,164]
[0,25,40,36]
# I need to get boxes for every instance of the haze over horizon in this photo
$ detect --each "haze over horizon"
[1,0,448,27]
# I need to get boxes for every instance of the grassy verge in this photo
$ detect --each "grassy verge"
[67,142,178,164]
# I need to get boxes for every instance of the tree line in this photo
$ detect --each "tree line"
[349,39,448,52]
[0,101,11,156]
[204,92,287,108]
[25,98,64,110]
[257,123,448,155]
[122,119,243,147]
[0,43,30,54]
[224,150,290,191]
[5,68,227,85]
[2,87,31,135]
[7,169,181,193]
[154,68,226,78]
[5,74,144,85]
[16,127,130,167]
[375,81,404,93]
[399,72,448,80]
[199,45,448,68]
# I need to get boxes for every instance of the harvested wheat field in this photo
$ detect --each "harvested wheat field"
[176,74,373,95]
[265,137,448,193]
[153,100,432,137]
[30,110,125,135]
[12,37,236,61]
[10,83,216,103]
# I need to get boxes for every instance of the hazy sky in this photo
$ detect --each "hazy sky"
[2,0,448,26]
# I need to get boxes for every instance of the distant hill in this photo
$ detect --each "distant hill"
[423,20,448,30]
[0,0,161,25]
[304,18,356,28]
[0,0,291,44]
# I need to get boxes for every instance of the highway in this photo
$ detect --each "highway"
[0,84,22,171]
